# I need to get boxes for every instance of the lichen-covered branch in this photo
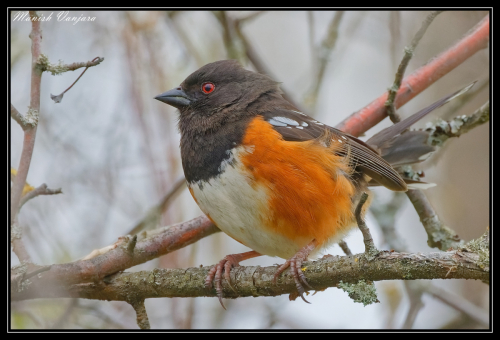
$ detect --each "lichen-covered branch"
[11,215,218,294]
[49,56,104,103]
[425,101,489,146]
[406,189,462,250]
[12,247,488,301]
[10,104,33,131]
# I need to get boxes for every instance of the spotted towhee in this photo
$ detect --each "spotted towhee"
[155,60,473,308]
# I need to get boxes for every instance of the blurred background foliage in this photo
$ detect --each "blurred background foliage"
[10,10,489,329]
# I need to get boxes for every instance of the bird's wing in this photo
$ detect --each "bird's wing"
[260,109,407,191]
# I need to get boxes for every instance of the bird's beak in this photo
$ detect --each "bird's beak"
[155,86,192,108]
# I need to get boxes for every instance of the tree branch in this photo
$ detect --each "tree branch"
[12,247,488,301]
[11,215,218,293]
[49,56,104,103]
[406,189,462,250]
[129,299,150,329]
[425,101,489,146]
[18,183,62,210]
[11,11,43,223]
[336,14,489,137]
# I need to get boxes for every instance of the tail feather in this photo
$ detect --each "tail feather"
[367,82,475,167]
[367,82,476,150]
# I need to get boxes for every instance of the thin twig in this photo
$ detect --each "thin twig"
[18,183,62,210]
[130,299,150,329]
[338,240,352,256]
[59,57,104,72]
[50,56,104,103]
[355,193,378,259]
[386,11,442,123]
[10,104,30,131]
[406,189,462,250]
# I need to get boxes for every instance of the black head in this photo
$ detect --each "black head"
[155,60,284,133]
[155,60,291,183]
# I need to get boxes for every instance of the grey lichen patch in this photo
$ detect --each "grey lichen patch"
[422,215,463,250]
[22,107,39,128]
[11,262,31,293]
[37,54,69,75]
[463,230,489,270]
[363,247,380,262]
[11,222,23,241]
[425,116,469,147]
[338,280,379,306]
[401,165,423,182]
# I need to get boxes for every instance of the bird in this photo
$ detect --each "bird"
[155,60,473,308]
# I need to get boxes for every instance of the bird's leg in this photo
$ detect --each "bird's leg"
[273,239,318,303]
[205,250,261,309]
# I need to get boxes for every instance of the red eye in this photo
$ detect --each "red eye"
[202,82,215,94]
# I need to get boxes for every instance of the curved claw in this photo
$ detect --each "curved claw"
[205,251,261,310]
[206,257,236,310]
[273,240,317,303]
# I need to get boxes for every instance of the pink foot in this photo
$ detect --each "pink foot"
[273,240,317,303]
[205,251,261,309]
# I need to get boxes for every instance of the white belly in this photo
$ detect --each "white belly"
[188,146,304,258]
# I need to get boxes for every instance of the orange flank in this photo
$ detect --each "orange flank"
[241,116,356,247]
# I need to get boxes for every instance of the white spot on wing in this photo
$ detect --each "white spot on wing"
[268,118,287,127]
[272,116,299,126]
